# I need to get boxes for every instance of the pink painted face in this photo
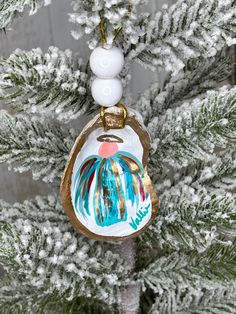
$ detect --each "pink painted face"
[98,142,118,158]
[97,134,123,158]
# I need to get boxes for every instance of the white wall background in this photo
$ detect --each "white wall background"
[0,0,172,203]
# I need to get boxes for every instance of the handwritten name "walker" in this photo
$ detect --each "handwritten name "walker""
[129,204,150,231]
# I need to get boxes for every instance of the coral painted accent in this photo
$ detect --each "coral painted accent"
[98,142,118,158]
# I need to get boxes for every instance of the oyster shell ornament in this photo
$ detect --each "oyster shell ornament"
[61,106,158,241]
[61,42,157,240]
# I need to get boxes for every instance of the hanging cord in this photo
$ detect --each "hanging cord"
[113,26,123,42]
[98,5,132,47]
[113,4,132,42]
[99,11,107,47]
[99,17,123,47]
[98,8,132,130]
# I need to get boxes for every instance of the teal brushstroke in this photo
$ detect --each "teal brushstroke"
[129,204,150,231]
[73,151,148,227]
[74,157,102,218]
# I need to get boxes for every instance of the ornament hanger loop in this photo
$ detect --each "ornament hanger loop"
[100,103,128,131]
[99,12,107,47]
[98,5,132,47]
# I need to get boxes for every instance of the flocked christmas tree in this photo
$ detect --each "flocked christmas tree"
[0,0,236,313]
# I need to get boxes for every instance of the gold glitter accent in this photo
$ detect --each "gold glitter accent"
[100,104,128,131]
[95,159,105,223]
[111,159,125,219]
[97,134,123,143]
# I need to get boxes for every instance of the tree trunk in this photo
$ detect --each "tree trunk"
[120,239,140,314]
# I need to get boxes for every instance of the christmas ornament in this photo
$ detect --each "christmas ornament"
[60,15,158,241]
[61,106,158,241]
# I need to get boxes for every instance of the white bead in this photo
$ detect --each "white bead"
[91,78,123,107]
[90,47,124,79]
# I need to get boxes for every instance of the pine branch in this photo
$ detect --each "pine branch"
[42,296,118,314]
[153,145,236,204]
[195,147,236,191]
[0,194,68,228]
[0,47,93,122]
[0,111,75,183]
[149,87,236,171]
[139,189,236,259]
[149,281,236,314]
[138,244,236,313]
[170,146,236,192]
[129,0,236,75]
[69,0,148,49]
[0,286,118,314]
[0,198,127,311]
[136,51,233,123]
[0,0,51,30]
[120,240,140,314]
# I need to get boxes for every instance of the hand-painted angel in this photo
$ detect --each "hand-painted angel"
[61,108,158,240]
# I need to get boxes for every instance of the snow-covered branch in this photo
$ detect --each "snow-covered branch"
[136,51,232,123]
[129,0,236,75]
[69,0,148,49]
[0,195,127,313]
[145,189,236,252]
[0,47,93,122]
[139,246,236,313]
[194,147,236,191]
[0,0,51,30]
[0,111,75,183]
[149,87,236,170]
